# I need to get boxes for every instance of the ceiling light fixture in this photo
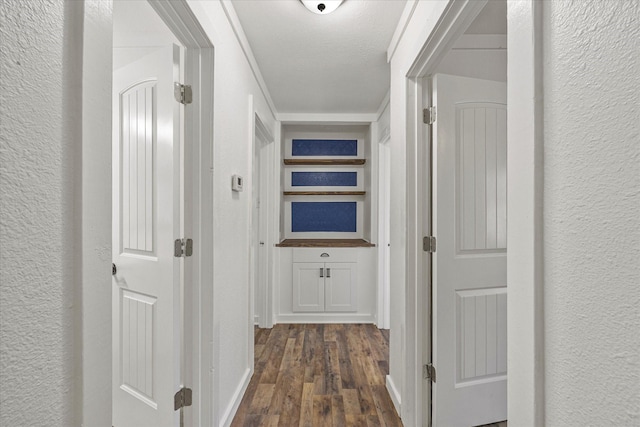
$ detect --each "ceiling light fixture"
[299,0,344,15]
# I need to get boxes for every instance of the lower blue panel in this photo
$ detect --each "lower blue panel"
[292,171,357,187]
[291,202,357,232]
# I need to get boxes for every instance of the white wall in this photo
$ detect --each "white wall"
[541,1,639,425]
[186,2,277,424]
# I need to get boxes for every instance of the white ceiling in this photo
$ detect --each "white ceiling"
[232,0,407,115]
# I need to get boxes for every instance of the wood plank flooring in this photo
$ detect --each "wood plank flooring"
[231,324,402,427]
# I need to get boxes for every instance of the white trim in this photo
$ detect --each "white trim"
[376,90,390,121]
[387,0,418,63]
[81,2,113,424]
[407,0,487,78]
[275,313,376,324]
[219,0,278,120]
[506,1,545,425]
[250,101,276,331]
[376,134,391,330]
[218,367,252,427]
[248,94,257,383]
[402,1,491,426]
[279,113,378,124]
[386,375,402,416]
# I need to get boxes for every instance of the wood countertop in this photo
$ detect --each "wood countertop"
[276,239,375,248]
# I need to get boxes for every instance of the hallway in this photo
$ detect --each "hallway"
[231,324,402,426]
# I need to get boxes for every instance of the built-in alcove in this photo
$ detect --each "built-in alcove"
[274,123,378,323]
[279,124,374,246]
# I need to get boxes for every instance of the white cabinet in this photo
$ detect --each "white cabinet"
[292,249,358,313]
[324,262,357,312]
[292,263,325,312]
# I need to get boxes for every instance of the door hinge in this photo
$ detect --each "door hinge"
[423,106,436,125]
[174,387,193,410]
[423,236,436,253]
[174,82,193,105]
[423,363,436,382]
[174,238,193,257]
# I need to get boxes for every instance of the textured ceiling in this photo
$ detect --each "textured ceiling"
[232,0,407,115]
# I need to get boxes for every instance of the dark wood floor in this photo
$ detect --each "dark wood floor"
[231,324,403,426]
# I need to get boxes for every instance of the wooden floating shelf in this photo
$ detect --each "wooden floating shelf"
[276,239,375,248]
[284,191,366,196]
[284,159,366,166]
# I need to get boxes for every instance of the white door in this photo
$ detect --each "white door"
[431,74,507,426]
[292,263,325,312]
[324,262,357,312]
[112,45,183,427]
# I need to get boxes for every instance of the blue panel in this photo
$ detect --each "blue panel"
[291,202,357,232]
[291,172,357,187]
[292,139,357,156]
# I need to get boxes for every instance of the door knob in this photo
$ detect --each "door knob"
[112,263,117,276]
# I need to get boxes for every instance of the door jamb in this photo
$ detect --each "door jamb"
[403,1,488,425]
[250,100,275,330]
[143,2,215,425]
[377,133,391,330]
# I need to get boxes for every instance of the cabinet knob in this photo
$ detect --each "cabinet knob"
[320,253,329,257]
[326,268,331,278]
[320,267,324,278]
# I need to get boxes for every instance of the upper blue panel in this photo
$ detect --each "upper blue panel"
[291,171,357,187]
[291,202,357,232]
[291,139,357,156]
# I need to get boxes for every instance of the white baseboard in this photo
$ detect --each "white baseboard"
[275,313,375,324]
[386,374,402,416]
[219,367,252,427]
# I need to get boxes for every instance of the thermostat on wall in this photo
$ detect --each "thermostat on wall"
[231,175,243,192]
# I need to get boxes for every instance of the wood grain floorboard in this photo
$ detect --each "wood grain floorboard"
[231,324,402,426]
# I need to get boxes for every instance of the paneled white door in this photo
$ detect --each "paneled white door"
[112,45,182,427]
[431,74,507,426]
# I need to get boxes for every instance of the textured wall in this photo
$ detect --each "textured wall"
[0,0,79,425]
[543,1,640,425]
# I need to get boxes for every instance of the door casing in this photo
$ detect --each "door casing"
[148,3,215,425]
[402,0,545,425]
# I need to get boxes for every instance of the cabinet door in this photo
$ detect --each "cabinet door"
[324,262,357,312]
[293,262,325,312]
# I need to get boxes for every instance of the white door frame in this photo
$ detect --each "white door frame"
[377,133,391,330]
[249,98,275,331]
[402,0,544,425]
[83,1,215,425]
[147,3,215,425]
